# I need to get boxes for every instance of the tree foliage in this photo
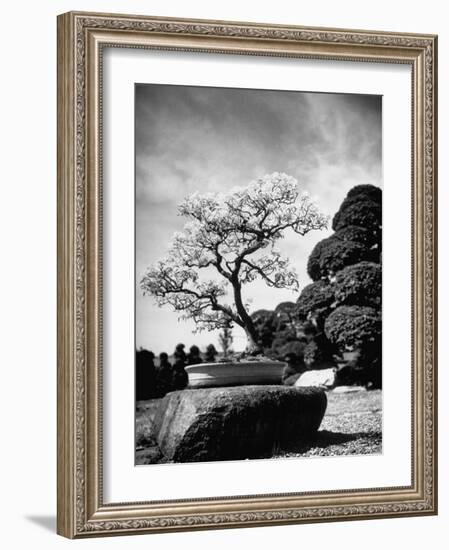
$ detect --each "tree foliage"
[205,344,218,362]
[251,309,276,349]
[303,334,336,370]
[141,173,328,351]
[270,330,304,359]
[334,261,381,307]
[274,301,296,313]
[136,349,156,400]
[307,236,369,282]
[332,196,381,234]
[219,323,233,359]
[273,301,297,332]
[324,305,381,351]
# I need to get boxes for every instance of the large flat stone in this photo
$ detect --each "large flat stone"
[185,361,285,388]
[152,385,327,462]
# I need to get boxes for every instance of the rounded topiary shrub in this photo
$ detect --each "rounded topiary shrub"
[332,197,382,234]
[324,305,381,350]
[296,280,335,321]
[346,184,382,204]
[334,261,381,307]
[251,309,276,349]
[307,235,369,281]
[334,225,378,248]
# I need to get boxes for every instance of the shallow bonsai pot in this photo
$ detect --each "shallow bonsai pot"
[185,360,285,388]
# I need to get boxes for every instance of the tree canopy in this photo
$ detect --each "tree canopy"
[332,196,381,233]
[307,235,369,282]
[333,225,377,247]
[295,280,335,321]
[346,184,382,204]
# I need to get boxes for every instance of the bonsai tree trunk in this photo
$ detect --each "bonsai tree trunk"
[244,328,262,354]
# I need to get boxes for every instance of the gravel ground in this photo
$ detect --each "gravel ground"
[136,389,382,464]
[274,388,382,458]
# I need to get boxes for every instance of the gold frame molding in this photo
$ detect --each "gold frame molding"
[57,11,438,539]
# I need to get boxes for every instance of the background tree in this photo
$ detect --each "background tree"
[141,173,328,354]
[334,261,381,308]
[324,305,381,350]
[135,349,156,400]
[250,309,276,349]
[187,345,203,365]
[307,235,369,282]
[174,343,187,364]
[296,280,334,328]
[205,343,218,362]
[291,184,382,385]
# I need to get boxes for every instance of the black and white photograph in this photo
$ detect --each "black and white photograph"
[134,83,382,465]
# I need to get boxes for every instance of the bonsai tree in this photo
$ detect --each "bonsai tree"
[332,183,382,257]
[324,305,381,351]
[135,349,156,400]
[187,345,203,365]
[141,173,328,354]
[205,343,218,362]
[250,309,276,349]
[174,343,187,364]
[334,261,381,308]
[307,235,369,282]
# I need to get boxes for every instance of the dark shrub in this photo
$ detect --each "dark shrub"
[172,356,188,390]
[219,324,234,359]
[296,280,335,322]
[324,305,381,351]
[273,302,296,333]
[270,326,303,359]
[274,301,296,314]
[307,236,369,281]
[135,349,156,400]
[334,261,381,307]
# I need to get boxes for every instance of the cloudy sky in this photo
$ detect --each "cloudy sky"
[135,84,382,354]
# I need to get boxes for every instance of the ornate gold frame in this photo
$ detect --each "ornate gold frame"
[57,11,438,538]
